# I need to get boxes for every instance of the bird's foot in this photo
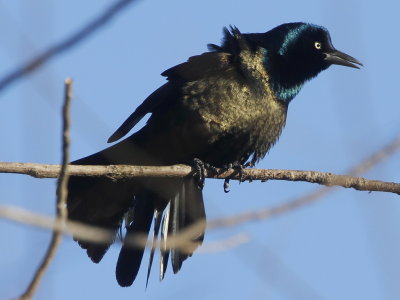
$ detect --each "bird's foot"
[192,159,252,192]
[192,158,206,189]
[243,161,255,182]
[192,158,223,189]
[221,161,252,193]
[192,158,219,189]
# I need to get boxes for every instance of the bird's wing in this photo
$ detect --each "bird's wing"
[107,52,233,143]
[107,83,177,143]
[161,51,232,81]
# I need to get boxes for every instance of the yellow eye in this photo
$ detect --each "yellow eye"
[314,41,322,50]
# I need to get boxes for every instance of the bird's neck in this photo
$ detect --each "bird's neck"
[262,50,308,103]
[269,80,304,103]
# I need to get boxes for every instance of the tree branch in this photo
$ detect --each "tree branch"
[206,134,400,231]
[0,204,244,256]
[17,79,73,300]
[0,0,138,93]
[0,162,399,195]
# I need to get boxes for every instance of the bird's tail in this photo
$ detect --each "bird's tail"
[67,141,137,263]
[67,138,206,286]
[115,178,206,286]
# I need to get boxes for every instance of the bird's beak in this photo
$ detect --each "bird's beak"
[324,49,363,69]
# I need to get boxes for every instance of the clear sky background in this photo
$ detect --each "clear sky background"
[1,1,400,299]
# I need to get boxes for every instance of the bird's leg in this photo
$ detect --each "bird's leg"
[232,161,246,182]
[244,161,255,182]
[192,158,206,189]
[245,161,255,168]
[192,158,221,189]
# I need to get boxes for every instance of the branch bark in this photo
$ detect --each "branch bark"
[0,162,399,195]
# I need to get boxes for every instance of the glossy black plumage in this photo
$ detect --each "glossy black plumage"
[67,22,361,287]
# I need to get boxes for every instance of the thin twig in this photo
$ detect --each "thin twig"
[0,204,237,255]
[197,233,250,253]
[0,205,112,244]
[0,0,137,93]
[207,188,332,231]
[347,134,400,176]
[17,79,73,300]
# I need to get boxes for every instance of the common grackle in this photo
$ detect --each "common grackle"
[67,22,362,287]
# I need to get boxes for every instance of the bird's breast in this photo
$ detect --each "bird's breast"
[180,76,288,164]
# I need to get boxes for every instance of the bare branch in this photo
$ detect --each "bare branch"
[0,162,399,195]
[17,79,73,300]
[347,134,400,176]
[207,134,400,231]
[0,204,243,255]
[207,188,332,231]
[0,205,114,245]
[0,0,137,93]
[197,233,250,253]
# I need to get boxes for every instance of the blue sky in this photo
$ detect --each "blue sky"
[1,1,400,299]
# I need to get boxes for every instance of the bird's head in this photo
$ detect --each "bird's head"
[244,22,363,102]
[271,23,361,70]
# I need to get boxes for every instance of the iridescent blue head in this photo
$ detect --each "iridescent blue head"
[212,22,362,103]
[257,22,362,102]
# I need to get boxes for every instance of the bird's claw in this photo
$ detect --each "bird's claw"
[232,162,246,182]
[192,159,222,190]
[192,159,250,192]
[224,179,230,193]
[192,158,206,189]
[221,161,250,193]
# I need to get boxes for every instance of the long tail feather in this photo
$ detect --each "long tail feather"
[160,205,171,281]
[146,209,163,288]
[170,179,206,274]
[115,194,154,287]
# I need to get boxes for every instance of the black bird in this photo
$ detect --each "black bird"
[67,22,362,287]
